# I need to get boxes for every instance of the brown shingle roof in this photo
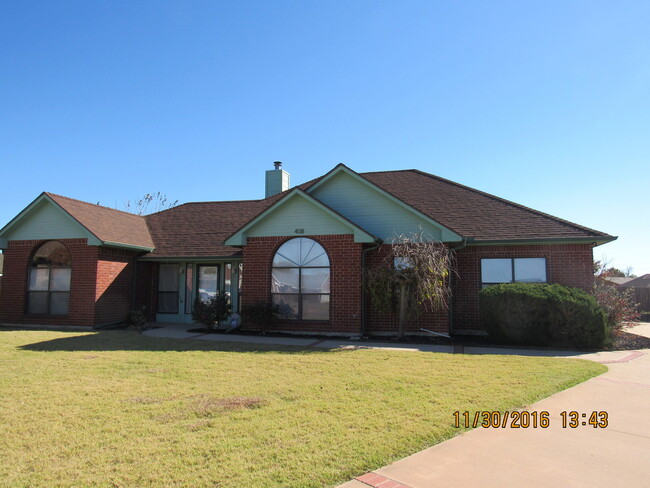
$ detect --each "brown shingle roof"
[620,274,650,288]
[356,170,613,242]
[143,196,282,258]
[56,166,612,259]
[46,193,155,249]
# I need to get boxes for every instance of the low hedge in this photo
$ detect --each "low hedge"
[480,283,607,349]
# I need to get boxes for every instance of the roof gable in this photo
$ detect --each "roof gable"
[0,193,154,251]
[47,193,154,250]
[0,194,100,248]
[224,189,377,246]
[306,164,462,242]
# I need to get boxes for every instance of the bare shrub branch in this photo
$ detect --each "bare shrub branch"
[365,230,455,337]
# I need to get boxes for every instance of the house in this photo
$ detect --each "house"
[0,163,616,336]
[614,274,650,318]
[603,276,635,286]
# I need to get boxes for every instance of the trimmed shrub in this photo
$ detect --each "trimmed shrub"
[127,309,147,329]
[241,301,280,333]
[480,283,607,349]
[192,294,231,330]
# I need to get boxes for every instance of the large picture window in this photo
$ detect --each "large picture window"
[271,238,330,321]
[481,258,547,287]
[28,241,72,315]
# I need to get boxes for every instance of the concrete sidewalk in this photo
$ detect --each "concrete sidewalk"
[338,347,650,488]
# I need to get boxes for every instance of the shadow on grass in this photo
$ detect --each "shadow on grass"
[4,328,338,355]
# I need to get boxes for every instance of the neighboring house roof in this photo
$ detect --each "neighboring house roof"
[45,193,155,250]
[619,274,650,288]
[604,276,635,286]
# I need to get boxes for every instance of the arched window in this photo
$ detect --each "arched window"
[271,238,330,320]
[28,241,72,315]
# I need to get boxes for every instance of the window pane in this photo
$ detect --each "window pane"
[272,268,299,293]
[394,257,412,270]
[158,292,178,313]
[302,251,328,267]
[301,268,330,294]
[481,259,512,283]
[197,266,219,302]
[301,239,328,267]
[50,268,71,291]
[272,239,301,266]
[50,292,70,315]
[28,292,48,314]
[29,268,50,291]
[159,264,179,292]
[272,294,299,319]
[32,241,71,267]
[302,295,330,321]
[515,258,547,283]
[185,264,193,314]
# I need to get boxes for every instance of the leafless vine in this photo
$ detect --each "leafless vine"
[365,231,455,337]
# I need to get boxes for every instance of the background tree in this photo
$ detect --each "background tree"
[124,192,178,215]
[365,231,453,339]
[592,260,640,331]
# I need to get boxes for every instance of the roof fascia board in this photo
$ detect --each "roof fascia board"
[0,193,102,246]
[306,164,463,242]
[466,236,618,246]
[102,241,155,252]
[224,188,377,246]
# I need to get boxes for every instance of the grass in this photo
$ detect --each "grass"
[0,329,606,488]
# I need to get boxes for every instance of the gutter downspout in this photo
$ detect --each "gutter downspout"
[360,239,382,338]
[447,239,467,336]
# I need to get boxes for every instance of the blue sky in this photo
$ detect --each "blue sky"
[1,1,649,274]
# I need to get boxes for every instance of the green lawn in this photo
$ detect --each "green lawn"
[0,329,606,488]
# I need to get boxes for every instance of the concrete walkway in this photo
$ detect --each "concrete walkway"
[142,322,647,362]
[337,325,650,488]
[143,323,650,488]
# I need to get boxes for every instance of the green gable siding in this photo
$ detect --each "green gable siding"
[246,195,352,238]
[309,171,453,242]
[2,200,99,244]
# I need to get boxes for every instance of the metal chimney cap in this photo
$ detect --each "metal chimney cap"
[273,161,283,170]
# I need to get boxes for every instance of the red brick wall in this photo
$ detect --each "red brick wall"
[241,235,363,334]
[364,245,450,335]
[0,239,98,326]
[452,243,595,331]
[95,247,139,325]
[134,261,159,321]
